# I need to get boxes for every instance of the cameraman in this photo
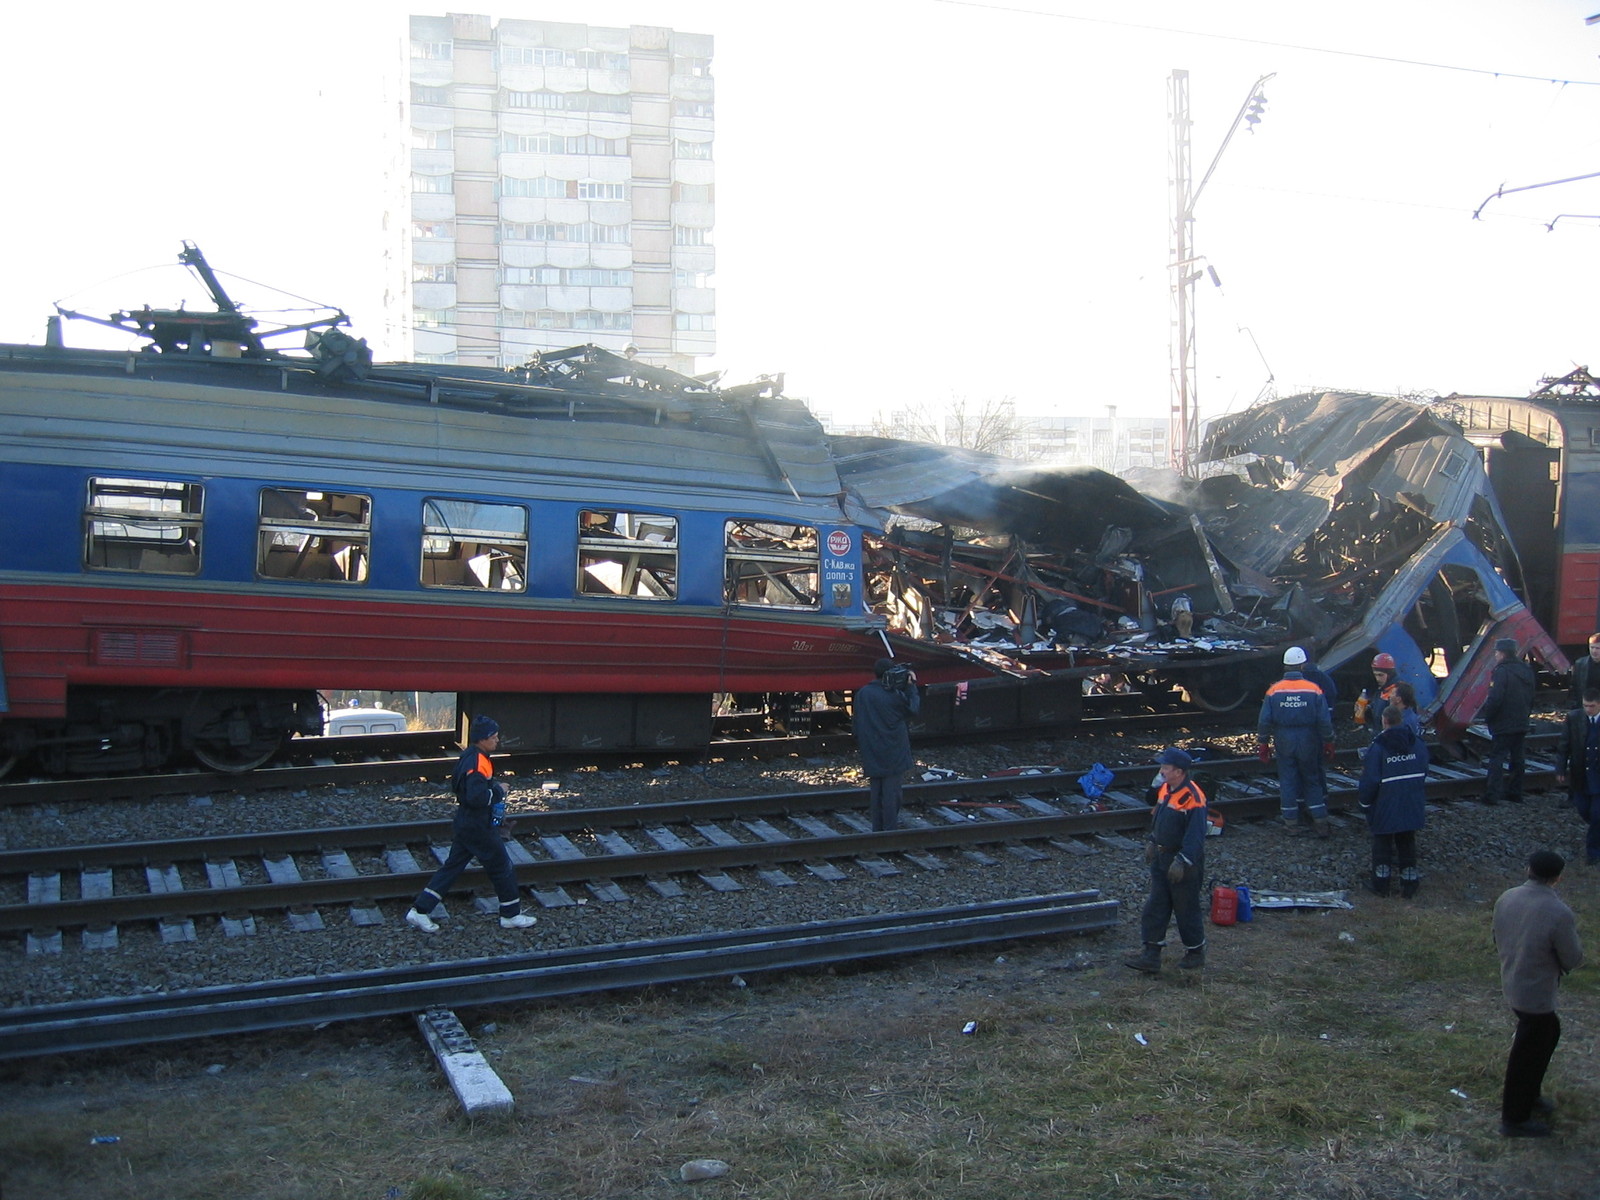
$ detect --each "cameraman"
[853,658,922,831]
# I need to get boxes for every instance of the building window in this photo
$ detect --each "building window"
[725,520,819,609]
[421,498,528,591]
[411,84,449,105]
[502,222,630,244]
[412,221,455,240]
[413,41,452,59]
[412,129,453,150]
[674,56,712,77]
[499,132,627,156]
[673,269,713,288]
[415,308,455,328]
[499,176,569,198]
[413,263,456,283]
[674,139,713,160]
[577,181,627,200]
[257,488,370,584]
[84,477,203,575]
[675,100,714,118]
[672,182,714,204]
[674,227,712,246]
[502,90,629,114]
[504,266,632,286]
[411,174,454,194]
[674,313,715,331]
[578,509,677,600]
[511,310,633,331]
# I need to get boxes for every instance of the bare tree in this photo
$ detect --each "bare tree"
[873,395,1031,457]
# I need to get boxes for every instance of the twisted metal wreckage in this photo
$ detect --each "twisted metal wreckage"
[834,389,1568,740]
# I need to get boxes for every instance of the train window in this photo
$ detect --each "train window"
[421,499,529,591]
[724,520,820,609]
[84,477,203,574]
[257,488,371,584]
[577,509,677,599]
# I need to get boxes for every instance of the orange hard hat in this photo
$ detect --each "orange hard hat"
[1371,652,1396,671]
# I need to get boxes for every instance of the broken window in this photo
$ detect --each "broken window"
[724,520,819,609]
[257,488,370,584]
[421,499,528,592]
[85,477,202,575]
[577,509,677,600]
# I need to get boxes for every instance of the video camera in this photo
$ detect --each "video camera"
[881,663,913,693]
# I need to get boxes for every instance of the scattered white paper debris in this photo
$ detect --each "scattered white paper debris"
[1450,1088,1470,1100]
[1135,1033,1148,1046]
[1338,931,1355,942]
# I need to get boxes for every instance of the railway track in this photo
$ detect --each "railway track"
[0,703,1244,806]
[0,745,1556,950]
[0,892,1122,1060]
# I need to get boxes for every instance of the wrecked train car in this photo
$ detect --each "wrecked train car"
[1195,390,1569,738]
[830,435,1294,717]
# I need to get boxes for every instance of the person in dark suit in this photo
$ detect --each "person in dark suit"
[1480,638,1536,805]
[1567,633,1600,708]
[1555,688,1600,867]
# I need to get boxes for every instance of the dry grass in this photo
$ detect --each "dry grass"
[3,878,1599,1200]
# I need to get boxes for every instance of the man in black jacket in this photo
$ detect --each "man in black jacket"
[1567,633,1600,708]
[1555,688,1600,866]
[1482,637,1537,806]
[853,658,921,831]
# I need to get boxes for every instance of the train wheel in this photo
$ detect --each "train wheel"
[193,732,283,773]
[1181,667,1253,713]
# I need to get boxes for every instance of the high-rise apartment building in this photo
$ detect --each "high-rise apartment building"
[403,14,714,373]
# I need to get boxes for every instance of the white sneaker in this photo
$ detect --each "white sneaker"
[499,913,538,929]
[406,908,440,934]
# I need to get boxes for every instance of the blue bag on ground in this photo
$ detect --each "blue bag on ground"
[1078,762,1115,799]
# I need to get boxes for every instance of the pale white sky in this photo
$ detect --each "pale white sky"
[6,0,1599,424]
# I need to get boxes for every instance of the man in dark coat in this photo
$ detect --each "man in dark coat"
[1357,704,1428,897]
[853,658,921,831]
[1567,633,1600,708]
[1481,637,1536,805]
[406,716,538,933]
[1124,747,1209,974]
[1554,687,1600,866]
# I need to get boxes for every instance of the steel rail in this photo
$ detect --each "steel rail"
[0,705,1244,806]
[0,752,1554,934]
[0,891,1119,1060]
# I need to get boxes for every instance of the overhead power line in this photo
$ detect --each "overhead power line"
[930,0,1600,87]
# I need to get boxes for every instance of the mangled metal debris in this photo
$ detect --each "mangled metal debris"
[826,388,1568,732]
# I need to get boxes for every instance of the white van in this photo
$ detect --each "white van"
[324,707,410,736]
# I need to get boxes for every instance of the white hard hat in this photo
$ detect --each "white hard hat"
[1283,646,1308,666]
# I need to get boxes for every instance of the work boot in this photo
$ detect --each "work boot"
[1123,945,1162,974]
[1368,868,1392,897]
[1312,817,1331,838]
[1499,1119,1551,1138]
[1279,816,1312,837]
[1177,947,1206,970]
[1399,870,1420,899]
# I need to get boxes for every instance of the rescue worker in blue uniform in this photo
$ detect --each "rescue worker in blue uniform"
[406,715,538,933]
[1125,747,1209,973]
[1258,656,1335,836]
[853,658,921,831]
[1554,687,1600,866]
[1357,703,1429,897]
